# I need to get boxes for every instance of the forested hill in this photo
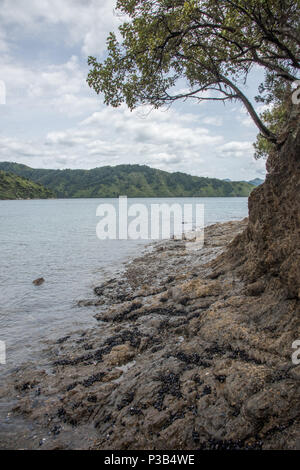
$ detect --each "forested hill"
[0,171,55,200]
[0,162,254,198]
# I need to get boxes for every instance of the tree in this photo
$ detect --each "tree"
[254,73,293,158]
[87,0,300,145]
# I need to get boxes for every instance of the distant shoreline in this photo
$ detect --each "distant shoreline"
[0,195,251,201]
[0,162,261,199]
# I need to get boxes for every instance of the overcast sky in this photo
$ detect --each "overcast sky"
[0,0,267,180]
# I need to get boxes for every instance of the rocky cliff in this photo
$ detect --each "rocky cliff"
[224,107,300,300]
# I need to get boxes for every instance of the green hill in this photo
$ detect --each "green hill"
[0,170,55,200]
[0,162,254,198]
[248,178,264,187]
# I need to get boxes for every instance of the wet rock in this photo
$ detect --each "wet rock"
[33,278,45,286]
[103,344,135,366]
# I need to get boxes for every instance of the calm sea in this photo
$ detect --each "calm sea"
[0,198,248,373]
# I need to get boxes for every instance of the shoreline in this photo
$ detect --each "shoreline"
[0,218,299,450]
[0,196,250,201]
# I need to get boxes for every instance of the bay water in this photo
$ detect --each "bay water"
[0,197,248,374]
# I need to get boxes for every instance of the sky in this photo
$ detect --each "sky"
[0,0,267,181]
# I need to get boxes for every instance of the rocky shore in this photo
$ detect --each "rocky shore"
[0,219,299,450]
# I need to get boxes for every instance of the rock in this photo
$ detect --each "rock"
[225,106,300,299]
[289,366,300,380]
[103,344,135,366]
[245,280,265,296]
[244,381,299,422]
[32,278,45,286]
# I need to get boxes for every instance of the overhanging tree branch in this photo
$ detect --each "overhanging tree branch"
[87,0,300,145]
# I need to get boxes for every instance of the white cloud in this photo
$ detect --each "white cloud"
[0,0,266,181]
[0,105,222,172]
[217,141,254,159]
[0,0,119,56]
[0,55,98,117]
[0,100,267,180]
[45,106,223,168]
[0,30,9,53]
[201,116,223,126]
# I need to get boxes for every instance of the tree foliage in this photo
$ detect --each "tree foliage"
[0,162,255,198]
[254,73,293,158]
[0,171,55,200]
[87,0,300,145]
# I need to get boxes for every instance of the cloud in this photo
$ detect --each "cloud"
[201,116,223,126]
[0,30,9,53]
[0,0,119,56]
[43,106,223,170]
[0,55,99,117]
[0,100,266,181]
[0,0,266,181]
[217,141,254,158]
